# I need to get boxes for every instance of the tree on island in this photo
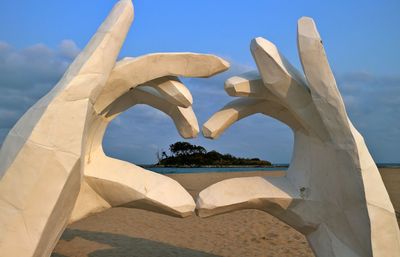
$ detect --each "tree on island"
[169,141,206,156]
[157,141,271,167]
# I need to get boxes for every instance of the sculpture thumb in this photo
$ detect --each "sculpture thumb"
[0,1,133,257]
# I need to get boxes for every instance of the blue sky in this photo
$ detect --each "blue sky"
[0,0,399,164]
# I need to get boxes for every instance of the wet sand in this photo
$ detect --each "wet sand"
[52,168,400,257]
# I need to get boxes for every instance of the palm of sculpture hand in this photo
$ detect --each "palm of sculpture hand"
[0,1,228,257]
[197,17,400,257]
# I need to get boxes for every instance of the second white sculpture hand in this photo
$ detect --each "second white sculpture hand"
[198,17,400,257]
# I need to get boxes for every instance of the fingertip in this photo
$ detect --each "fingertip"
[202,124,219,139]
[250,37,277,54]
[220,57,231,70]
[298,17,321,40]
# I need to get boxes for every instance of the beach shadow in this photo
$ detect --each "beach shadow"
[52,228,221,257]
[51,254,68,257]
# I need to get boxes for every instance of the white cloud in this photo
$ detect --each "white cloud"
[337,72,400,162]
[58,40,80,59]
[0,40,79,142]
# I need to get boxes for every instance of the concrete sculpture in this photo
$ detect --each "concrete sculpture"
[0,1,228,256]
[198,17,400,257]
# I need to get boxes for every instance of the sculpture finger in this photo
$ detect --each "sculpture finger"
[94,53,229,113]
[297,17,352,143]
[224,71,271,98]
[144,76,193,108]
[202,98,265,139]
[64,0,134,101]
[251,37,331,140]
[71,156,196,221]
[250,37,311,108]
[81,158,196,219]
[196,176,303,221]
[103,85,198,138]
[134,86,199,138]
[203,96,305,139]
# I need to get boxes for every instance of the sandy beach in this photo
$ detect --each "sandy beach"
[52,168,400,257]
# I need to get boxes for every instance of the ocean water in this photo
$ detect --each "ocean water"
[147,166,288,174]
[146,163,400,174]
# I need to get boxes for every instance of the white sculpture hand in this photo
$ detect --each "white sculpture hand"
[0,1,229,257]
[197,17,400,257]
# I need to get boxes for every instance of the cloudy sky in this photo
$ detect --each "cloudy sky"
[0,0,399,164]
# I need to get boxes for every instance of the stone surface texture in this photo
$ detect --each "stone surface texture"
[198,17,400,257]
[0,1,228,256]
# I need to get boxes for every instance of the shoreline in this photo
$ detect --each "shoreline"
[147,167,287,175]
[140,163,400,169]
[141,165,283,168]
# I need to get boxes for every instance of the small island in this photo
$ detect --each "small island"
[154,141,272,167]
